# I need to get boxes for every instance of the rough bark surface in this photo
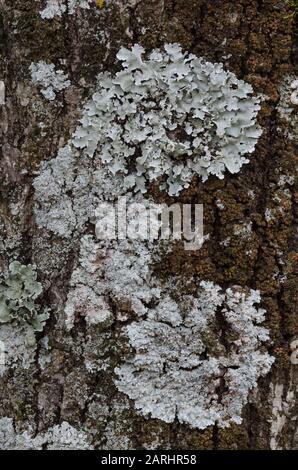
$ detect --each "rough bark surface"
[0,0,297,450]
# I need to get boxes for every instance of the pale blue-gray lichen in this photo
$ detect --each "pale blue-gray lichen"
[38,0,94,19]
[62,235,274,429]
[0,262,49,375]
[30,61,70,101]
[115,282,274,429]
[277,75,298,140]
[0,261,49,331]
[71,43,263,195]
[32,43,272,431]
[33,44,263,238]
[0,418,92,450]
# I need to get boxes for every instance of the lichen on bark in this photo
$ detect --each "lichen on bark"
[0,0,297,450]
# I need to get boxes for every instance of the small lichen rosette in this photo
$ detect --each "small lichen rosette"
[115,282,274,429]
[0,261,49,331]
[72,44,263,195]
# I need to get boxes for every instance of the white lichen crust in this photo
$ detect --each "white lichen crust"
[65,236,160,330]
[71,43,262,195]
[34,44,263,240]
[277,75,298,141]
[42,421,93,450]
[38,0,93,19]
[0,262,49,375]
[63,236,274,429]
[0,323,37,375]
[115,282,274,429]
[32,43,272,431]
[30,61,70,101]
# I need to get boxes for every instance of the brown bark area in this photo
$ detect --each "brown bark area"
[0,0,297,449]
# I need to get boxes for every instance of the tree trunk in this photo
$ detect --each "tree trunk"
[0,0,297,450]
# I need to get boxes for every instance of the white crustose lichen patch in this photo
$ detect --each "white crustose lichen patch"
[64,236,161,330]
[0,261,49,331]
[41,421,93,449]
[62,235,274,429]
[38,0,66,18]
[277,75,298,141]
[290,339,298,365]
[30,61,70,101]
[38,0,93,19]
[34,44,263,237]
[115,282,274,429]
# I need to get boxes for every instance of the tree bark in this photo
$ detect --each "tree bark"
[0,0,297,450]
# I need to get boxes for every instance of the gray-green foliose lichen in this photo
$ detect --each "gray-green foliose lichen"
[31,44,273,432]
[0,261,49,331]
[0,262,49,375]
